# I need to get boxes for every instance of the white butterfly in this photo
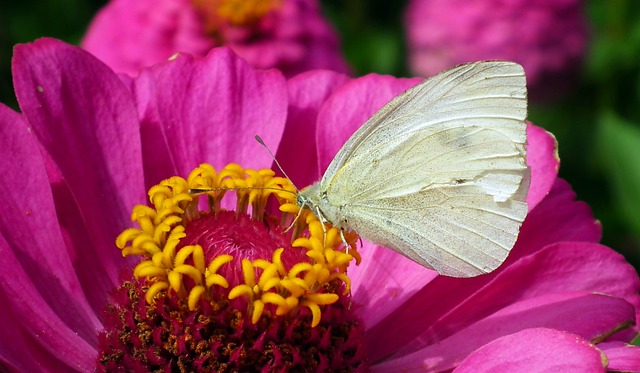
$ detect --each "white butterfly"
[298,61,529,277]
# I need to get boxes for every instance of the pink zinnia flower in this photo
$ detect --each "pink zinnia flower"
[404,0,589,101]
[2,38,640,371]
[82,0,350,77]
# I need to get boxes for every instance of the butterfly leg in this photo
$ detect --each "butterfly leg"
[283,204,305,234]
[339,229,350,254]
[312,205,331,244]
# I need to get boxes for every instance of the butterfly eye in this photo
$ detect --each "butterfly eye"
[297,193,311,208]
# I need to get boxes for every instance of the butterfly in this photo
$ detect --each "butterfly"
[297,61,529,277]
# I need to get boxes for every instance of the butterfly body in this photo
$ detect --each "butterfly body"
[298,61,529,278]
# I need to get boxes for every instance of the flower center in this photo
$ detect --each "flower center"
[97,163,367,371]
[192,0,280,33]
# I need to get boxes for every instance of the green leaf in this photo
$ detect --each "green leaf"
[598,112,640,237]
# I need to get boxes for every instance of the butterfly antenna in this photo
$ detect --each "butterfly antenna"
[188,186,297,196]
[255,135,310,234]
[255,135,299,192]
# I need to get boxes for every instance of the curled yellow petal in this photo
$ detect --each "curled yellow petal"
[146,282,169,304]
[188,285,206,311]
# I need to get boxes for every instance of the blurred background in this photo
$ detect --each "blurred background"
[1,0,640,272]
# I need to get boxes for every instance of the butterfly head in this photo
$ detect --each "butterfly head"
[297,183,320,209]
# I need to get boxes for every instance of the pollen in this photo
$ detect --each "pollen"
[116,163,360,328]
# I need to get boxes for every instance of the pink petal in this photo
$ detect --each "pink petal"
[519,242,640,302]
[83,0,350,78]
[0,105,97,369]
[132,47,288,187]
[350,243,438,329]
[403,0,589,101]
[412,242,640,350]
[0,104,101,331]
[597,341,640,372]
[525,123,559,209]
[366,241,639,360]
[515,178,602,259]
[225,0,351,77]
[12,38,146,309]
[372,292,632,371]
[314,74,421,172]
[454,328,606,373]
[0,238,97,371]
[82,0,213,76]
[276,70,350,187]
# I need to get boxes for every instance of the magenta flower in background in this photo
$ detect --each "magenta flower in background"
[404,0,589,102]
[2,38,640,371]
[81,0,350,77]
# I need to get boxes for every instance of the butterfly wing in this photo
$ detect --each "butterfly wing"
[318,61,528,277]
[336,173,528,277]
[321,61,526,188]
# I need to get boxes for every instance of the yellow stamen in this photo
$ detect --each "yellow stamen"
[303,302,322,328]
[168,271,182,292]
[146,282,169,304]
[188,285,206,310]
[116,163,361,328]
[134,261,165,278]
[228,284,254,300]
[241,259,257,287]
[252,300,265,324]
[174,264,203,284]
